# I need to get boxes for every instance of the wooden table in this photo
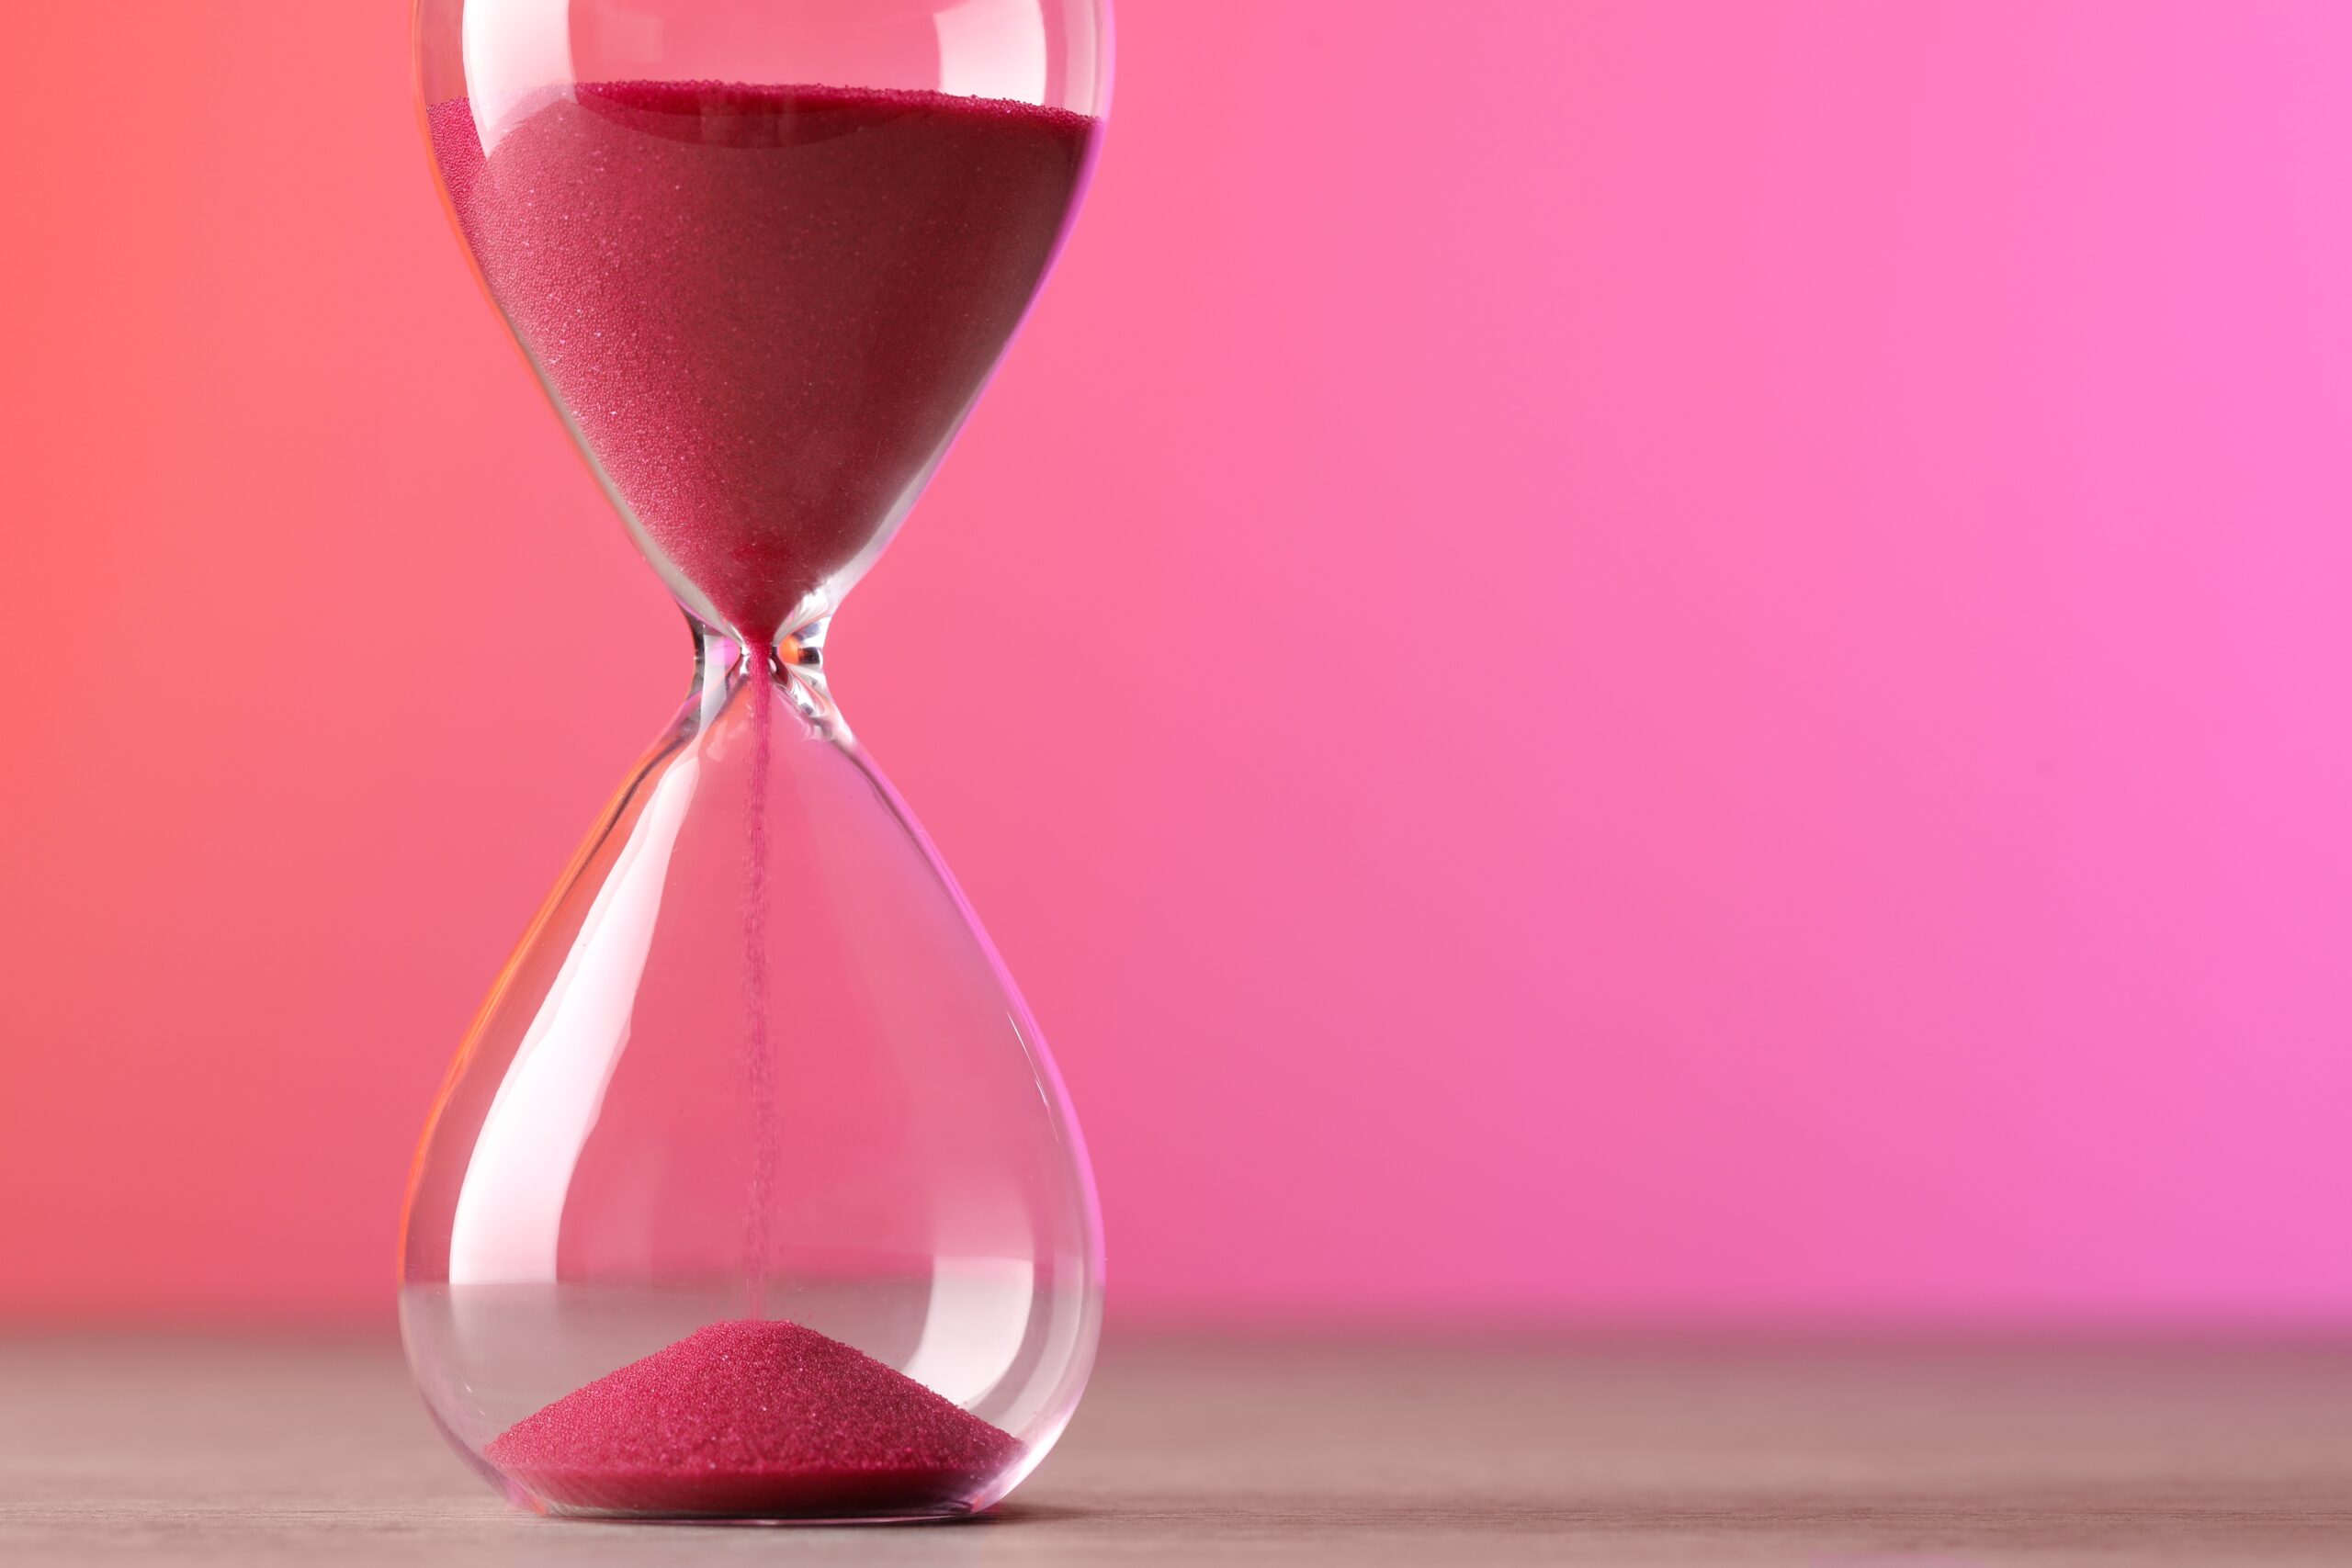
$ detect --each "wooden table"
[4,1335,2351,1564]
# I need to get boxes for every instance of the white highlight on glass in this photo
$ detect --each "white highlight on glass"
[463,0,578,152]
[900,1257,1038,1406]
[449,757,702,1284]
[934,0,1049,105]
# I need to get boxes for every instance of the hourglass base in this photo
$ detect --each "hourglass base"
[504,1481,997,1525]
[449,1406,1002,1523]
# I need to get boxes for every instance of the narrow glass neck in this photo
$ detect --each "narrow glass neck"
[690,617,841,736]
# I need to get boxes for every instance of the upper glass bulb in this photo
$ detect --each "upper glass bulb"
[416,0,1109,644]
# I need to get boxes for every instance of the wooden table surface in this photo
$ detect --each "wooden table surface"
[4,1335,2351,1564]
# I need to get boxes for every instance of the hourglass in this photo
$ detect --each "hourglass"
[400,0,1110,1521]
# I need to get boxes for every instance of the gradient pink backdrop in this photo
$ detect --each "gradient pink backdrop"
[5,1,2351,1326]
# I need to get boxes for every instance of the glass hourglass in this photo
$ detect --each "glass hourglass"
[400,0,1110,1522]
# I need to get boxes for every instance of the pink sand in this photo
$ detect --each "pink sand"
[484,1319,1023,1517]
[427,81,1095,643]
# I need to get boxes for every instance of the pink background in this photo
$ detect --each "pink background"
[6,1,2352,1327]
